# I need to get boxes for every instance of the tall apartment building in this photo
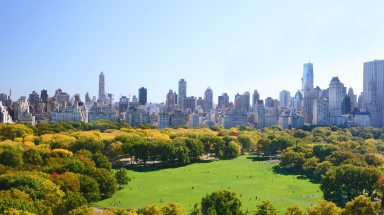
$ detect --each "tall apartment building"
[363,60,384,127]
[302,63,314,124]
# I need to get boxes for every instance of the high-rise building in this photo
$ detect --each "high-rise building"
[242,91,250,112]
[302,63,314,124]
[98,71,106,103]
[139,87,147,105]
[265,97,274,108]
[363,60,384,127]
[166,90,176,113]
[85,92,91,103]
[119,96,129,113]
[178,79,187,108]
[348,87,357,109]
[279,90,291,108]
[218,93,229,109]
[252,90,260,109]
[313,96,329,125]
[41,90,48,103]
[293,90,303,112]
[328,77,346,125]
[184,96,196,111]
[28,91,40,106]
[204,87,213,112]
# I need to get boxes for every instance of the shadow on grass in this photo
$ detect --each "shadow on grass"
[120,159,216,172]
[246,155,270,162]
[272,165,320,183]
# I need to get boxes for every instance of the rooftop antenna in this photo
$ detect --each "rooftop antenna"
[309,57,311,63]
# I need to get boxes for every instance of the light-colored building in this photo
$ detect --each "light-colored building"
[0,101,12,123]
[313,96,330,126]
[302,63,314,124]
[178,79,187,108]
[328,77,346,125]
[363,60,384,127]
[223,111,248,129]
[88,103,118,122]
[51,105,87,122]
[279,90,291,109]
[204,87,213,112]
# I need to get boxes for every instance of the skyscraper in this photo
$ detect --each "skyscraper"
[242,91,250,112]
[363,60,384,127]
[218,93,229,109]
[139,87,147,105]
[279,90,291,108]
[252,90,260,109]
[98,71,106,103]
[166,90,175,113]
[204,87,213,112]
[328,77,346,125]
[85,92,91,103]
[293,90,303,112]
[302,63,314,124]
[41,90,48,103]
[178,79,187,108]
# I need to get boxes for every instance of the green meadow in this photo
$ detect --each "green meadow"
[96,155,322,213]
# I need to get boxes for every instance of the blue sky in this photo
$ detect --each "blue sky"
[1,1,383,103]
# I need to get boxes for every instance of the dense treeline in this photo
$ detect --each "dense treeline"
[1,122,384,214]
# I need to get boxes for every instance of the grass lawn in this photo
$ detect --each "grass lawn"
[95,155,322,213]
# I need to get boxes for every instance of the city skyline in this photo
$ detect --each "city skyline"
[1,1,384,102]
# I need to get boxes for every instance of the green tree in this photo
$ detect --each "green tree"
[63,191,88,212]
[185,138,204,161]
[321,165,382,206]
[0,149,23,168]
[255,200,278,215]
[223,141,241,158]
[201,190,242,215]
[307,200,342,215]
[285,205,305,215]
[89,168,117,198]
[68,205,93,215]
[23,149,43,165]
[78,174,100,202]
[161,202,187,215]
[343,195,381,215]
[92,152,112,170]
[115,168,131,189]
[280,149,305,172]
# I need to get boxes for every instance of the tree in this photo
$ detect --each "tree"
[321,164,382,206]
[313,161,333,181]
[280,149,305,172]
[307,200,342,215]
[201,190,242,215]
[63,191,88,212]
[139,204,162,215]
[115,168,131,189]
[89,168,117,198]
[0,149,23,168]
[343,195,381,215]
[302,157,320,177]
[78,174,100,202]
[23,149,43,165]
[161,202,187,215]
[223,141,241,158]
[68,206,93,215]
[255,200,278,215]
[92,152,112,170]
[312,144,338,161]
[285,205,304,215]
[185,138,204,161]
